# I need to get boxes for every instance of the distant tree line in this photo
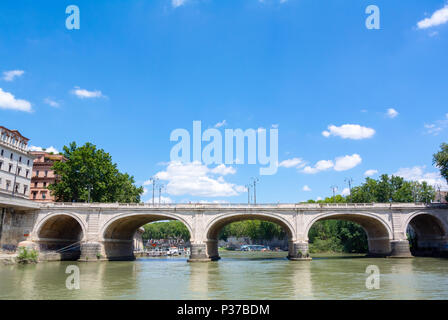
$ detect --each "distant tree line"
[142,221,190,242]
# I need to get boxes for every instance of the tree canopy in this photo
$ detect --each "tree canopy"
[143,221,190,241]
[48,142,143,203]
[433,142,448,192]
[349,174,435,203]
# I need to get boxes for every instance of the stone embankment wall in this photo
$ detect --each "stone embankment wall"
[0,208,36,252]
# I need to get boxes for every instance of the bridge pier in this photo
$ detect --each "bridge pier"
[288,241,312,261]
[187,243,212,262]
[388,240,413,258]
[79,241,104,262]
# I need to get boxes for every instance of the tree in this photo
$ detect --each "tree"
[48,142,143,203]
[350,175,434,204]
[143,221,190,241]
[433,143,448,201]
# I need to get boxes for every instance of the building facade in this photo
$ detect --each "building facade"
[0,126,33,199]
[30,151,66,202]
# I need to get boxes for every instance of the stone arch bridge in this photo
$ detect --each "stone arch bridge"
[18,202,448,262]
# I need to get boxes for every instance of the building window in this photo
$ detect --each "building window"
[19,156,22,163]
[43,182,47,188]
[42,192,46,200]
[36,170,39,177]
[6,180,11,190]
[23,185,28,195]
[17,167,21,175]
[0,161,2,170]
[0,149,3,156]
[10,153,13,160]
[9,164,12,172]
[32,192,37,200]
[27,159,30,166]
[15,183,19,193]
[44,170,48,177]
[26,170,29,178]
[34,182,38,188]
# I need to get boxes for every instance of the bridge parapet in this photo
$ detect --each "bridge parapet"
[37,202,448,210]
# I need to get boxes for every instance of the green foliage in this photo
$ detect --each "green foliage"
[308,220,368,253]
[16,247,39,264]
[218,220,286,241]
[48,142,144,203]
[143,221,191,241]
[434,142,448,184]
[350,174,435,203]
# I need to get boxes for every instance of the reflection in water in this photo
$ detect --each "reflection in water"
[286,260,314,299]
[1,252,448,299]
[189,262,211,299]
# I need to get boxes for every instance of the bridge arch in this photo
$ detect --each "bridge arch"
[204,212,296,260]
[404,211,448,256]
[100,212,193,260]
[33,212,87,255]
[304,212,393,256]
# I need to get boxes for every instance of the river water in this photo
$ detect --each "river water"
[1,251,448,300]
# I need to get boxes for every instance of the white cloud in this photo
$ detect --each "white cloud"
[364,169,378,177]
[387,108,399,119]
[71,86,105,99]
[29,146,59,154]
[334,154,362,171]
[279,157,306,169]
[0,88,32,112]
[394,166,448,190]
[322,124,375,140]
[303,154,362,174]
[146,161,243,197]
[44,98,60,108]
[302,185,311,192]
[2,70,24,82]
[210,164,236,175]
[214,120,227,128]
[303,160,334,174]
[341,188,350,196]
[424,114,448,136]
[172,0,187,8]
[417,5,448,29]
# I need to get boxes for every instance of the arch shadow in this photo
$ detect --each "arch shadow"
[205,213,295,260]
[35,213,86,260]
[305,212,393,256]
[100,213,192,261]
[405,213,448,257]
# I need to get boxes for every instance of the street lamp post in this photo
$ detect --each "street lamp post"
[330,185,338,203]
[251,177,259,205]
[85,184,93,203]
[157,183,165,205]
[149,177,159,206]
[345,178,353,203]
[245,184,251,204]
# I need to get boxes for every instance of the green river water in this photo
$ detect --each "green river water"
[1,251,448,300]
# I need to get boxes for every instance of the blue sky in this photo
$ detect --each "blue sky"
[1,0,447,203]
